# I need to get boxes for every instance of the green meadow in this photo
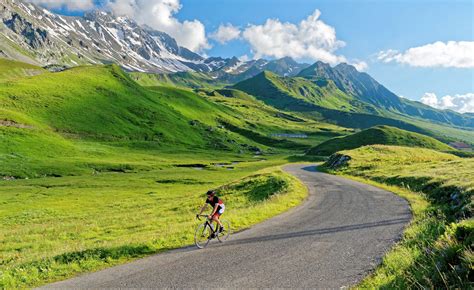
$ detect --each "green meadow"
[307,125,453,156]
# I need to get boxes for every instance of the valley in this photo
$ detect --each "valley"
[0,0,472,288]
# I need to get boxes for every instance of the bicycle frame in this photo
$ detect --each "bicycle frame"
[197,215,217,235]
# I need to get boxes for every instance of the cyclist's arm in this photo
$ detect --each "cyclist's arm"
[210,204,218,216]
[198,204,208,215]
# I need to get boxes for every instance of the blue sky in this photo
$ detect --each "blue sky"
[41,0,474,112]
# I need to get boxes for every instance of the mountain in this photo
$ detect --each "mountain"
[298,61,474,128]
[209,56,310,83]
[307,125,453,156]
[232,71,426,130]
[232,70,361,111]
[0,0,222,72]
[130,56,311,88]
[232,69,474,144]
[0,0,310,77]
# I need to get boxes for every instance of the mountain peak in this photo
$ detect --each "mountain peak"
[314,60,331,67]
[335,62,358,73]
[296,60,332,78]
[277,56,297,64]
[83,10,114,22]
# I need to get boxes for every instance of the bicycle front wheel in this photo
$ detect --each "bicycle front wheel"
[195,223,211,249]
[217,219,231,243]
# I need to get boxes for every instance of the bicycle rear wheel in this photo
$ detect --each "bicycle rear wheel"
[195,223,211,249]
[217,220,231,242]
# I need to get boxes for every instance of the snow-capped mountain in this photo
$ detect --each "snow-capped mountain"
[207,56,310,83]
[0,0,215,72]
[0,0,309,76]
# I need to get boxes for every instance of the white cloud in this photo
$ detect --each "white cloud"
[27,0,94,11]
[238,54,250,62]
[351,60,368,71]
[241,9,349,65]
[106,0,209,52]
[210,24,241,44]
[421,92,474,113]
[377,41,474,68]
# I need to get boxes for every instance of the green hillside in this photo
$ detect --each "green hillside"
[307,125,453,156]
[130,71,223,89]
[0,58,47,82]
[232,70,474,145]
[0,64,241,177]
[232,71,429,133]
[0,55,472,289]
[298,62,474,129]
[0,61,350,178]
[0,64,215,144]
[233,71,376,113]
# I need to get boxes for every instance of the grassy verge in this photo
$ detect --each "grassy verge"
[323,145,472,288]
[0,163,307,288]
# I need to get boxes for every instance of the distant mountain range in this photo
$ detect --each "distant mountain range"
[0,0,309,77]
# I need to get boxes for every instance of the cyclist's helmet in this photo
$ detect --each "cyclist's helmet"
[206,190,216,196]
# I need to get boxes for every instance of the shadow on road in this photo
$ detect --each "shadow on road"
[217,217,410,248]
[300,165,318,172]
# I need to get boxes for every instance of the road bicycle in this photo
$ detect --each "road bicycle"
[194,214,231,248]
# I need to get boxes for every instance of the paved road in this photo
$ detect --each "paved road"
[43,164,411,288]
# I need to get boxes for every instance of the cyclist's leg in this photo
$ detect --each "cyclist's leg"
[211,213,223,228]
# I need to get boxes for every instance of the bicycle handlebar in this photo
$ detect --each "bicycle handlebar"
[196,214,209,221]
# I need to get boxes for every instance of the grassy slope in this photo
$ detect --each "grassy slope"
[130,71,224,89]
[233,71,371,113]
[0,64,228,177]
[0,65,205,143]
[140,86,349,152]
[307,125,453,156]
[205,88,350,147]
[232,72,430,134]
[233,71,474,145]
[3,58,470,288]
[0,58,47,81]
[1,62,348,177]
[392,112,474,145]
[324,145,472,288]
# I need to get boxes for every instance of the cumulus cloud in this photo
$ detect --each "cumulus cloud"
[421,92,474,113]
[27,0,94,11]
[241,9,348,64]
[210,24,241,44]
[106,0,209,52]
[377,41,474,68]
[238,54,250,62]
[351,60,368,71]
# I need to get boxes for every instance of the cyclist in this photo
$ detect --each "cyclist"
[197,190,225,233]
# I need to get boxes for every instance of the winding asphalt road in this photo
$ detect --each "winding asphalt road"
[43,164,411,288]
